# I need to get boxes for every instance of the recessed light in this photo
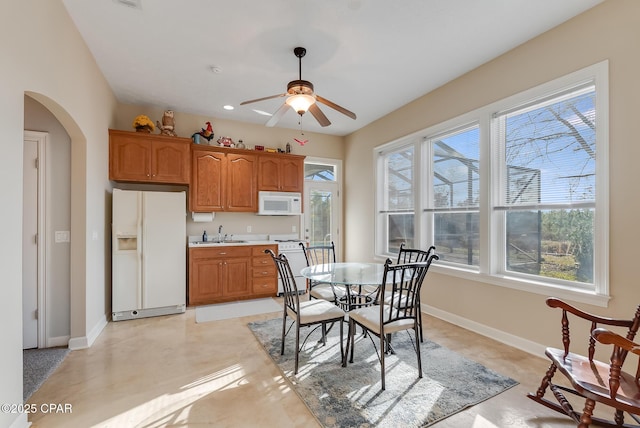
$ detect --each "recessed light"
[223,105,234,110]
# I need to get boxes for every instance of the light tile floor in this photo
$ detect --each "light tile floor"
[27,303,581,427]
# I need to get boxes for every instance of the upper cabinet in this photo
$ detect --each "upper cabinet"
[257,153,305,193]
[190,146,258,212]
[109,129,190,184]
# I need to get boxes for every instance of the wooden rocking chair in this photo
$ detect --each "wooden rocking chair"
[527,297,640,427]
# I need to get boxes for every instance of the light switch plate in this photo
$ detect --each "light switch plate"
[55,230,70,243]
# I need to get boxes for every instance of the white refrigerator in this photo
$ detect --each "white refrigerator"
[112,189,186,321]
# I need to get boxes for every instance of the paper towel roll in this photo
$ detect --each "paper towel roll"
[191,212,214,222]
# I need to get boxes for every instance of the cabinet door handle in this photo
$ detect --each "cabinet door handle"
[219,252,227,255]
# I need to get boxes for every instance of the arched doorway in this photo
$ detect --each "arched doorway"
[23,93,78,348]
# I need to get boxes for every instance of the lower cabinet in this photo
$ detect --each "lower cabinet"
[252,246,277,295]
[188,244,277,306]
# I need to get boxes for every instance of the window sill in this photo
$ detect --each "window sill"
[430,264,610,308]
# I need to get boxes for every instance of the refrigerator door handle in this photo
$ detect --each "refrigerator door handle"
[137,192,144,309]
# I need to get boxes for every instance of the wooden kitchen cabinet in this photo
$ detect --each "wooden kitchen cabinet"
[227,153,258,211]
[109,129,190,184]
[188,246,252,305]
[188,244,278,306]
[190,146,257,212]
[191,148,225,211]
[258,154,305,193]
[251,245,278,295]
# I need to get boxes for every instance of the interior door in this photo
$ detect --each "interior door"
[23,138,38,349]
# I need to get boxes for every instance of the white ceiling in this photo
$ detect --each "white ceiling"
[62,0,602,136]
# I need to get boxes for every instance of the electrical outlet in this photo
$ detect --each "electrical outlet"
[292,225,297,233]
[247,225,252,233]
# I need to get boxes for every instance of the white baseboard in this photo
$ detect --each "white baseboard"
[8,413,29,428]
[422,303,546,357]
[68,314,108,350]
[47,335,70,348]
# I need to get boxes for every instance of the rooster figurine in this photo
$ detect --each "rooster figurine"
[198,121,214,142]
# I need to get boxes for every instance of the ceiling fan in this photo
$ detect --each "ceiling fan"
[240,47,357,127]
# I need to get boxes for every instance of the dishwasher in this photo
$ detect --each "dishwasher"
[270,234,307,295]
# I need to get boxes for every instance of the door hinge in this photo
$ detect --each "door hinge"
[34,309,38,320]
[35,157,39,169]
[34,234,38,244]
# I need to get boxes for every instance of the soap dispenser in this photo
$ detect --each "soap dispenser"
[202,230,208,242]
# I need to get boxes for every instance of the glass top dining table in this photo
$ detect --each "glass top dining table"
[300,262,387,311]
[300,262,386,286]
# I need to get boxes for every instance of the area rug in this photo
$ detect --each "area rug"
[249,318,518,427]
[23,347,70,402]
[195,298,282,323]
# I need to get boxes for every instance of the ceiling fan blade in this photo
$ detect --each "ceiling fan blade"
[240,93,287,105]
[265,103,290,127]
[308,103,331,127]
[316,95,357,120]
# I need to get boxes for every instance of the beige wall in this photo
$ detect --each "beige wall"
[344,0,640,352]
[1,1,117,426]
[114,103,345,159]
[113,104,346,243]
[1,2,632,427]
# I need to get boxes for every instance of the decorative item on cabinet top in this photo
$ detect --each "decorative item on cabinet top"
[132,114,155,133]
[192,121,214,144]
[156,110,177,137]
[217,136,234,147]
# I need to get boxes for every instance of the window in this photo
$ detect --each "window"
[376,146,415,255]
[428,126,480,267]
[305,163,336,181]
[375,61,608,303]
[494,84,596,286]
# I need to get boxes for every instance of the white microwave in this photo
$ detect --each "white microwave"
[258,191,302,215]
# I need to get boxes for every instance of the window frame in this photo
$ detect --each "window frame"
[374,61,609,307]
[375,141,420,256]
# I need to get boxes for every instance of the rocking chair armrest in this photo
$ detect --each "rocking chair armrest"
[592,328,640,356]
[592,327,640,398]
[547,297,636,328]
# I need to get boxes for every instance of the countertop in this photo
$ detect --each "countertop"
[187,233,299,248]
[188,240,275,248]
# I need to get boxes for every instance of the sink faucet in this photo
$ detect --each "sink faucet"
[218,225,223,242]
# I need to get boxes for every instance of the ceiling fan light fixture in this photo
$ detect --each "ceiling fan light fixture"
[240,47,355,127]
[285,94,315,115]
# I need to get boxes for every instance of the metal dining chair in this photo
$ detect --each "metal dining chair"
[299,241,346,303]
[395,243,436,342]
[266,249,346,375]
[343,255,439,390]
